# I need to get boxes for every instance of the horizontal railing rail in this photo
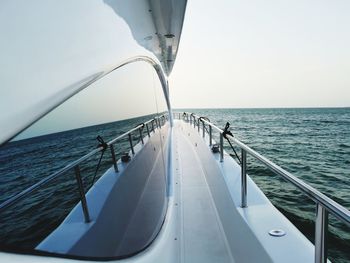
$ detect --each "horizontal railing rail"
[0,114,169,223]
[174,111,350,263]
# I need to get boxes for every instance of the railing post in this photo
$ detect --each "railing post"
[190,115,192,125]
[202,121,205,138]
[139,127,144,144]
[315,204,328,263]
[146,123,150,137]
[209,125,212,146]
[220,132,224,162]
[198,119,200,132]
[128,133,135,154]
[151,120,155,133]
[74,165,90,223]
[110,144,118,173]
[241,149,247,208]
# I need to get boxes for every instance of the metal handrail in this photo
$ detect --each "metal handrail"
[0,114,168,220]
[175,111,350,263]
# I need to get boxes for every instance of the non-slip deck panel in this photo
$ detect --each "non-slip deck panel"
[69,128,169,257]
[38,125,170,259]
[174,121,273,263]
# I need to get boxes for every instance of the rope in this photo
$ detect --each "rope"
[199,116,210,133]
[133,122,145,143]
[90,136,108,187]
[222,122,241,165]
[135,122,145,129]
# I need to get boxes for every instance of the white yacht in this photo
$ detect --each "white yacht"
[0,1,349,263]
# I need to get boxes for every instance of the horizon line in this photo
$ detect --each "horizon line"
[173,106,350,110]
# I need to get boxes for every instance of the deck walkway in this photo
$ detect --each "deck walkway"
[174,122,235,263]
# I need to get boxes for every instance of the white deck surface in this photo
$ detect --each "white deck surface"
[175,124,235,263]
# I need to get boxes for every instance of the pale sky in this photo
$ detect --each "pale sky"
[169,0,350,108]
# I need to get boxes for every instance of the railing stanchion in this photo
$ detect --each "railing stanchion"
[198,119,200,133]
[220,132,224,162]
[74,165,90,223]
[146,123,150,137]
[110,144,118,173]
[241,149,247,208]
[202,121,205,138]
[190,115,192,125]
[152,120,155,133]
[128,133,135,154]
[315,204,328,263]
[209,125,212,146]
[139,127,144,144]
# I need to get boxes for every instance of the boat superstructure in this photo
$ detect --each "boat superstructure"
[0,1,349,263]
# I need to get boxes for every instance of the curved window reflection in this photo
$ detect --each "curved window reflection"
[0,61,169,259]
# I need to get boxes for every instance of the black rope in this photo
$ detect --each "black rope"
[133,123,145,143]
[136,123,145,128]
[199,116,211,133]
[222,122,233,139]
[90,136,108,187]
[135,122,145,131]
[222,122,241,164]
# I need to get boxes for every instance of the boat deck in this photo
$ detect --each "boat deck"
[174,122,234,263]
[20,119,314,263]
[170,120,314,263]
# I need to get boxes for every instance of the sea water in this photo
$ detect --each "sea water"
[0,108,349,262]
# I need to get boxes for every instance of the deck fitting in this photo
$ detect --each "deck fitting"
[269,229,286,237]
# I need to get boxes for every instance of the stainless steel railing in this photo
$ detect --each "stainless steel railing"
[174,111,350,263]
[0,114,168,223]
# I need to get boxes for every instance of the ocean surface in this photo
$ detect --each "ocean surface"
[0,108,349,262]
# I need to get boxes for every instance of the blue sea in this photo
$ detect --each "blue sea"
[0,108,349,262]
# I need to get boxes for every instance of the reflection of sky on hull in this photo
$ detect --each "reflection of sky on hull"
[0,0,165,144]
[15,62,166,140]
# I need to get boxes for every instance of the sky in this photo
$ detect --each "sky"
[2,0,349,141]
[169,0,350,108]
